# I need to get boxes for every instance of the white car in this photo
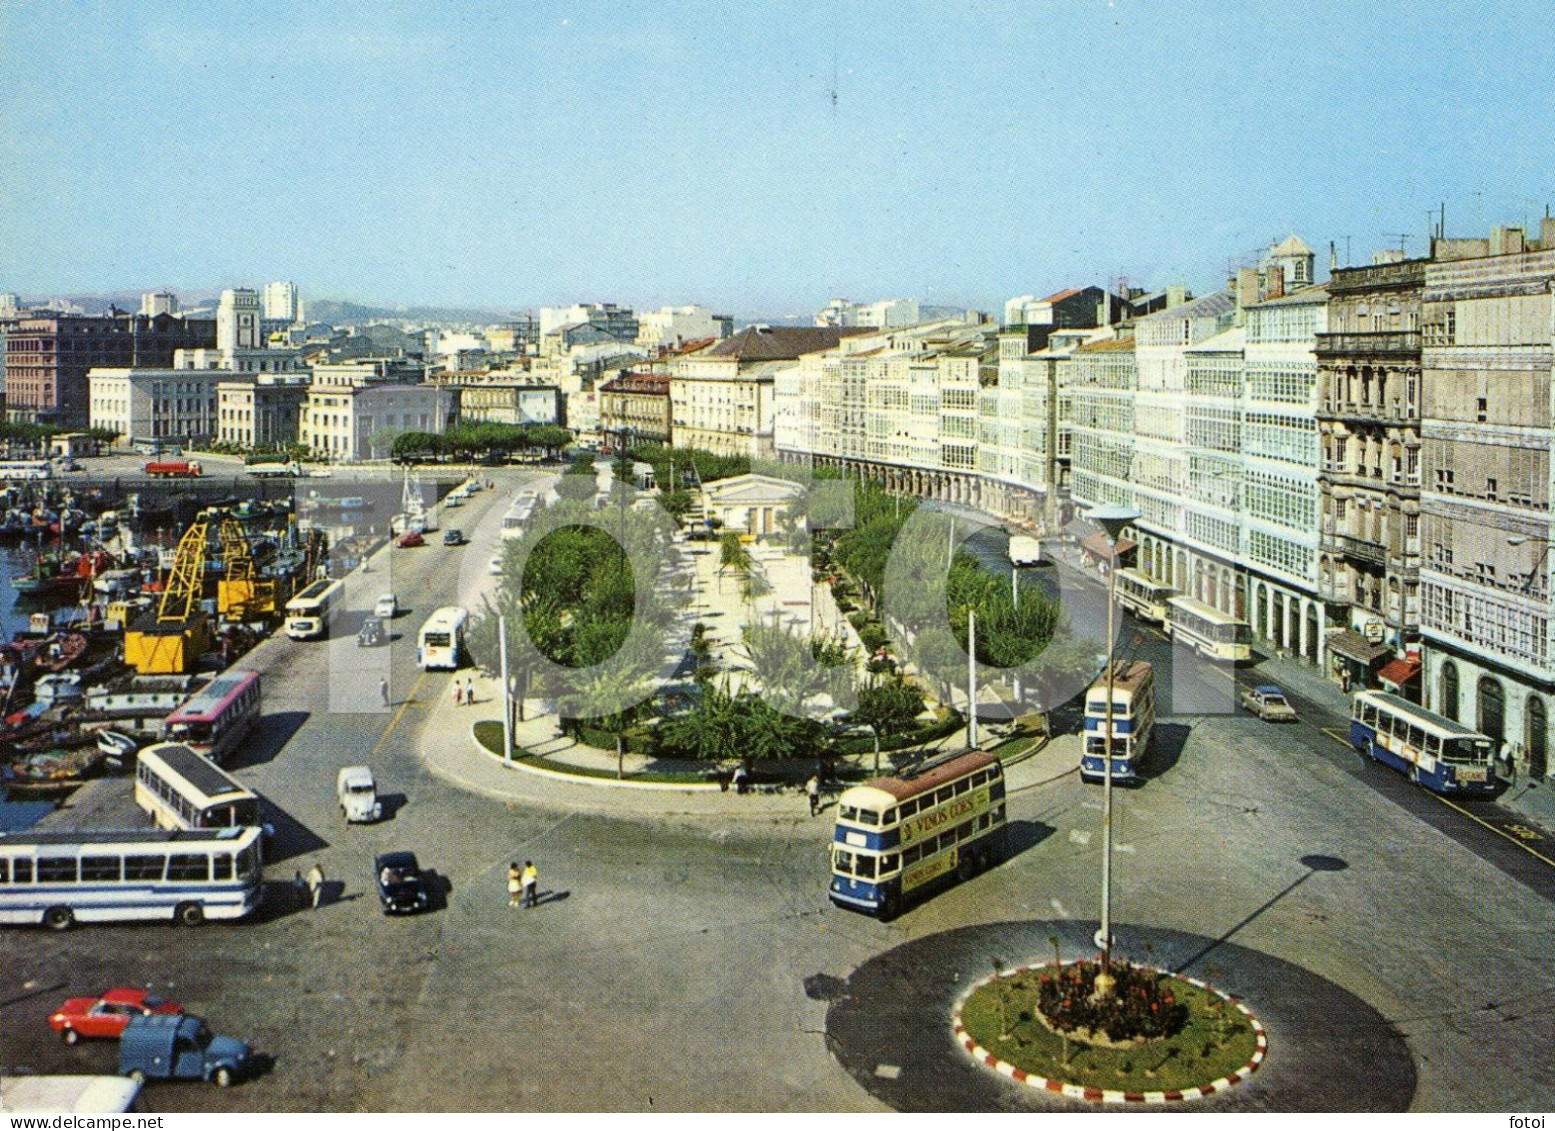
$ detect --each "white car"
[337,765,383,823]
[374,594,398,619]
[488,556,504,575]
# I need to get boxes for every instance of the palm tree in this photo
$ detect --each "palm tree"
[855,677,926,772]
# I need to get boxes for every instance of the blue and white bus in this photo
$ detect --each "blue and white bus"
[1081,660,1155,783]
[0,826,264,930]
[1349,689,1497,794]
[829,750,1006,918]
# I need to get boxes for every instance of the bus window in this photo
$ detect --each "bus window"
[882,808,898,826]
[14,859,31,883]
[1408,725,1425,750]
[900,798,919,818]
[237,844,260,880]
[167,855,209,882]
[1424,734,1441,757]
[81,857,121,883]
[1087,697,1107,714]
[936,786,953,804]
[953,778,970,795]
[880,854,899,874]
[125,855,164,881]
[0,859,7,883]
[856,856,876,879]
[1360,702,1377,726]
[213,854,234,882]
[38,858,77,883]
[938,831,956,852]
[834,849,854,874]
[838,804,859,822]
[1441,739,1479,763]
[858,809,881,827]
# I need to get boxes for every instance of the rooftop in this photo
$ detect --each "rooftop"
[703,325,869,362]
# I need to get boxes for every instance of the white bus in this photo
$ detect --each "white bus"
[134,743,265,832]
[0,460,52,481]
[417,606,469,670]
[0,826,264,929]
[1082,660,1156,783]
[1349,690,1498,795]
[1165,596,1252,662]
[1114,568,1176,626]
[501,495,538,539]
[284,577,344,640]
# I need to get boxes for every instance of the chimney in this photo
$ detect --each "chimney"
[1330,241,1338,274]
[1541,216,1555,250]
[1166,284,1186,309]
[1265,265,1285,300]
[1236,268,1259,312]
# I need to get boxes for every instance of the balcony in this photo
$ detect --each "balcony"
[1315,331,1421,358]
[1320,531,1388,568]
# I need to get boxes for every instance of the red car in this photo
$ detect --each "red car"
[50,988,183,1044]
[395,530,424,548]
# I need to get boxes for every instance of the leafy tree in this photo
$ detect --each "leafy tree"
[854,677,926,771]
[739,617,854,719]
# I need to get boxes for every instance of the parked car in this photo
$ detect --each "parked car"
[396,530,424,548]
[488,556,504,575]
[374,851,430,915]
[442,528,466,546]
[357,615,385,647]
[118,1014,252,1087]
[1240,684,1298,722]
[374,593,399,619]
[443,495,463,507]
[50,989,183,1044]
[337,765,382,823]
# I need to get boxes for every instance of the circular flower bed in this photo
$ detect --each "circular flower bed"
[954,959,1265,1102]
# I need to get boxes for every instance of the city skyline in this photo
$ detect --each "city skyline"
[4,1,1555,315]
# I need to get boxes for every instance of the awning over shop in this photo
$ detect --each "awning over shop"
[1080,533,1136,558]
[1378,657,1422,688]
[1326,629,1390,666]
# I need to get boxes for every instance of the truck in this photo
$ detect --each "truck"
[246,461,300,478]
[1008,535,1046,567]
[144,459,202,478]
[1240,684,1298,722]
[338,765,383,822]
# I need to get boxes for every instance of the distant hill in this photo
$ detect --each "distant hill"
[307,298,515,326]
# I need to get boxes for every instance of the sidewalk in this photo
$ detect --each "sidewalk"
[413,665,1079,825]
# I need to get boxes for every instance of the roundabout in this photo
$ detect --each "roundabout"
[823,919,1417,1111]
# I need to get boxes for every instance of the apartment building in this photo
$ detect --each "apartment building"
[88,368,227,446]
[599,371,672,446]
[1315,254,1427,690]
[299,382,455,460]
[216,376,310,447]
[1419,224,1555,776]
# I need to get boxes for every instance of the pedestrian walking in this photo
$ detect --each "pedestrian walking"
[464,677,475,705]
[306,862,325,909]
[379,678,390,707]
[806,774,820,817]
[453,680,463,707]
[521,860,538,908]
[507,861,522,908]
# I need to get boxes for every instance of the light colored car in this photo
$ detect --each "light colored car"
[1240,684,1298,722]
[337,765,383,822]
[374,594,398,619]
[488,556,504,575]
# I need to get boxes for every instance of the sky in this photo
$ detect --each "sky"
[3,0,1555,319]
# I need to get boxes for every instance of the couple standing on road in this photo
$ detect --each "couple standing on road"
[507,861,538,908]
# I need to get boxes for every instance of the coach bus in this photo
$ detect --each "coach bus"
[1113,568,1176,626]
[1349,689,1498,795]
[284,578,344,640]
[1165,596,1252,662]
[134,743,264,833]
[163,669,261,765]
[829,750,1006,918]
[1081,660,1156,784]
[417,606,469,670]
[0,826,264,930]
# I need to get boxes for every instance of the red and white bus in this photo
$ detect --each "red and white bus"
[163,670,262,766]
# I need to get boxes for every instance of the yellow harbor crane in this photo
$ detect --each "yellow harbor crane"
[123,511,216,674]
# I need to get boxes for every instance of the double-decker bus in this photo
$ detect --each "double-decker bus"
[1165,596,1252,661]
[417,606,469,670]
[0,826,264,930]
[829,750,1006,918]
[134,743,264,832]
[1081,660,1155,783]
[1113,568,1176,626]
[284,578,344,640]
[1349,689,1498,794]
[162,669,261,765]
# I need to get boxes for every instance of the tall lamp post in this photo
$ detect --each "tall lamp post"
[1084,502,1139,994]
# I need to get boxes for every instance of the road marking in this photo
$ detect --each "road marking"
[1067,829,1091,846]
[1322,727,1352,747]
[1050,898,1068,916]
[372,670,430,757]
[1427,791,1555,869]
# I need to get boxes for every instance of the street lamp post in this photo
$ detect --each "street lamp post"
[1084,502,1139,995]
[1507,534,1553,593]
